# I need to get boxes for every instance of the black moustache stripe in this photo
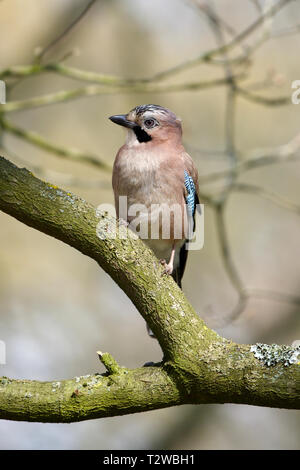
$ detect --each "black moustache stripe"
[134,126,152,143]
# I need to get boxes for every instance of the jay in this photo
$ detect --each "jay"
[110,104,199,288]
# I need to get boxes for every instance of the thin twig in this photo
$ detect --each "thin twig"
[35,0,98,64]
[0,143,110,189]
[232,182,300,215]
[201,1,238,159]
[0,64,124,86]
[150,0,292,81]
[0,117,111,171]
[214,203,245,296]
[245,288,300,306]
[198,136,300,184]
[0,74,246,113]
[237,85,290,106]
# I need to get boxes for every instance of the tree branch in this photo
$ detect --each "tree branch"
[0,117,111,172]
[0,75,244,113]
[34,0,98,64]
[0,155,299,423]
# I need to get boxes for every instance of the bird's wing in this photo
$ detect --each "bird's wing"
[183,152,200,227]
[173,153,200,288]
[184,170,199,223]
[183,153,201,216]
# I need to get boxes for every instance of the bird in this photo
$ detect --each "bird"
[110,104,200,288]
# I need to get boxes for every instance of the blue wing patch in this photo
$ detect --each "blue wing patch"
[184,170,196,217]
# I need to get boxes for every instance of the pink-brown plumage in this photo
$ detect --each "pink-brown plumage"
[110,104,199,287]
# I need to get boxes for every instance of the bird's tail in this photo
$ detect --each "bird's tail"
[172,269,182,289]
[172,243,189,289]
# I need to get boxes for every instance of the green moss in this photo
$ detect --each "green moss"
[0,377,12,386]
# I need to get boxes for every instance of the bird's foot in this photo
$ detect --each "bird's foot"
[160,258,174,276]
[117,218,129,228]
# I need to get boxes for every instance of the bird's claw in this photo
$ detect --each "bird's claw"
[160,259,173,276]
[117,218,129,228]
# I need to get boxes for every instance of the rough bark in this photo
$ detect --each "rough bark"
[0,156,299,422]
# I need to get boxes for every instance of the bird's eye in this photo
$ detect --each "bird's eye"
[144,118,157,128]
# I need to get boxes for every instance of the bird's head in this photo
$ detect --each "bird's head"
[109,104,182,146]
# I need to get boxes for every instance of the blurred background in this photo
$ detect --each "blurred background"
[0,0,300,449]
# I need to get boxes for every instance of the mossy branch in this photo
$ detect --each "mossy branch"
[0,155,299,423]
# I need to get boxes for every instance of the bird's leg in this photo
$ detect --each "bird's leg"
[117,218,129,228]
[160,244,176,276]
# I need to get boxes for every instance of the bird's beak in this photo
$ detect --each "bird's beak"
[109,114,137,129]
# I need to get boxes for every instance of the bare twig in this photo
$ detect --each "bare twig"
[237,85,290,106]
[245,288,300,306]
[35,0,98,64]
[199,137,300,184]
[0,63,124,86]
[0,143,110,189]
[200,1,238,159]
[150,0,292,81]
[0,74,246,113]
[214,202,246,297]
[0,117,111,171]
[232,182,300,215]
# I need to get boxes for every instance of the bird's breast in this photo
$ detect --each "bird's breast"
[113,145,188,243]
[115,148,166,205]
